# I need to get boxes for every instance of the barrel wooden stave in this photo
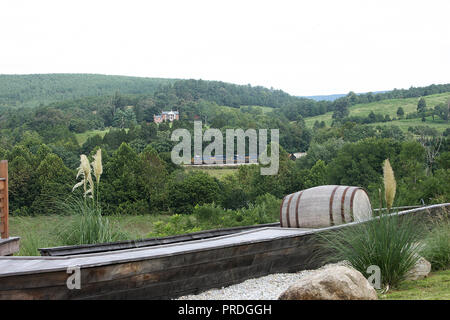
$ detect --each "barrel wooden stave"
[280,185,372,228]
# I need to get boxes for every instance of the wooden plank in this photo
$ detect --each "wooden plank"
[0,237,20,256]
[39,222,281,256]
[0,161,8,239]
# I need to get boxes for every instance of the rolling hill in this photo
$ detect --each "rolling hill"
[304,92,450,132]
[0,74,177,108]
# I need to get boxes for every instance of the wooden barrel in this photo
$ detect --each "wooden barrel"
[280,185,372,228]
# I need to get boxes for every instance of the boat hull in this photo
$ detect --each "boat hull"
[0,204,447,300]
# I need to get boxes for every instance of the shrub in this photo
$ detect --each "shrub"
[116,200,150,215]
[167,171,221,214]
[421,214,450,271]
[193,202,223,225]
[316,213,427,289]
[57,197,128,245]
[149,214,201,237]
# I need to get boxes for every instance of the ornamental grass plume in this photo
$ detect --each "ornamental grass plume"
[73,154,94,200]
[92,148,103,184]
[383,158,396,212]
[91,149,103,205]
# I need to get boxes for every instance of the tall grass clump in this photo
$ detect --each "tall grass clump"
[57,197,127,245]
[421,213,450,271]
[316,213,426,289]
[315,158,428,289]
[59,149,128,245]
[19,233,52,256]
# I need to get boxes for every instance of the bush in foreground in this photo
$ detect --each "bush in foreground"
[57,197,128,245]
[421,214,450,271]
[316,213,427,289]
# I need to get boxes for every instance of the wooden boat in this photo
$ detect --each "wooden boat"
[0,203,447,300]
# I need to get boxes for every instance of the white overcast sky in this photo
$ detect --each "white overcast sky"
[1,0,449,96]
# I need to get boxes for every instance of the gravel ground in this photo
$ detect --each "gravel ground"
[176,270,312,300]
[176,262,351,300]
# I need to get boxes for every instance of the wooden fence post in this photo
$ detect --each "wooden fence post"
[0,160,9,239]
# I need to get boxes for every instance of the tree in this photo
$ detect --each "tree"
[139,146,168,211]
[167,171,221,214]
[31,153,73,214]
[303,160,328,188]
[396,107,404,118]
[417,97,427,114]
[139,122,157,143]
[332,98,350,121]
[397,140,425,184]
[82,134,103,154]
[8,155,35,215]
[434,102,449,123]
[101,143,145,214]
[113,108,137,128]
[328,138,401,189]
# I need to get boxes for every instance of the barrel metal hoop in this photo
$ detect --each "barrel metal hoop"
[279,196,287,227]
[286,193,295,228]
[349,187,359,222]
[340,186,351,223]
[329,186,339,226]
[295,191,304,228]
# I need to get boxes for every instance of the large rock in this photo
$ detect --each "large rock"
[278,264,378,300]
[405,256,431,281]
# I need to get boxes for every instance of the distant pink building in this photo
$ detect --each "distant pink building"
[154,111,179,124]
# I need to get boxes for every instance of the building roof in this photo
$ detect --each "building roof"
[290,152,307,159]
[161,111,179,115]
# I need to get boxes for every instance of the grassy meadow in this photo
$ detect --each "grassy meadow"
[304,92,450,132]
[240,105,274,114]
[75,128,110,146]
[9,214,171,256]
[184,166,239,180]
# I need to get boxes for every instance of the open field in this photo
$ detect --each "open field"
[380,269,450,300]
[305,92,450,132]
[185,166,238,180]
[75,129,109,146]
[240,105,274,114]
[9,214,171,256]
[367,117,450,133]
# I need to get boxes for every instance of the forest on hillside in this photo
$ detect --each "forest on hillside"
[0,77,449,221]
[0,74,176,108]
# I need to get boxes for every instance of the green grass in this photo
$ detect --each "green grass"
[380,269,450,300]
[240,105,274,114]
[421,217,450,271]
[56,198,128,246]
[367,117,450,133]
[9,214,171,255]
[185,166,238,180]
[304,92,450,132]
[75,129,109,146]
